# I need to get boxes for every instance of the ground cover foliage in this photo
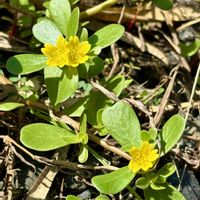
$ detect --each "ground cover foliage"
[0,0,200,199]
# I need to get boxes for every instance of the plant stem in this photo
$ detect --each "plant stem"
[127,185,143,200]
[22,100,131,161]
[80,0,117,19]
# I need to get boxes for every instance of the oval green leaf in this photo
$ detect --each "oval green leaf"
[102,101,141,151]
[144,183,186,200]
[78,56,104,79]
[92,166,135,194]
[150,181,166,190]
[95,194,110,200]
[105,75,132,96]
[0,102,24,111]
[79,28,88,41]
[160,114,184,156]
[135,177,150,189]
[6,54,47,75]
[89,24,124,48]
[44,67,78,106]
[49,0,71,36]
[20,123,79,151]
[156,163,176,179]
[66,195,80,200]
[180,40,200,57]
[78,144,88,163]
[33,19,62,44]
[66,7,79,38]
[152,0,173,10]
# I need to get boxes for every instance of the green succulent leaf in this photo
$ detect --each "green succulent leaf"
[89,24,124,48]
[102,101,141,151]
[66,195,80,200]
[141,128,157,143]
[180,40,200,57]
[105,75,132,96]
[135,177,150,189]
[85,91,110,126]
[0,102,24,111]
[62,97,88,117]
[152,0,174,10]
[160,114,185,156]
[156,163,176,179]
[33,19,62,44]
[144,183,186,200]
[92,166,135,194]
[79,28,88,41]
[20,123,79,151]
[66,7,79,38]
[78,56,104,79]
[95,194,110,200]
[44,67,78,106]
[49,0,71,36]
[80,113,87,136]
[6,54,47,75]
[150,181,166,190]
[78,144,88,163]
[96,109,109,136]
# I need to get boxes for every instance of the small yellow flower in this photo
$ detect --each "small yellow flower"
[41,36,69,68]
[66,36,91,67]
[41,36,91,68]
[128,141,159,173]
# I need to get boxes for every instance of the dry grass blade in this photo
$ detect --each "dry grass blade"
[92,4,200,23]
[122,31,169,65]
[25,147,68,200]
[153,66,179,126]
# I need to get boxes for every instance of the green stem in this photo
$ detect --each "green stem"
[127,185,143,200]
[126,185,143,200]
[80,0,117,19]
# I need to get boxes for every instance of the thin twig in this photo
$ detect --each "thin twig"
[88,132,131,161]
[178,163,187,191]
[163,12,190,72]
[176,18,200,32]
[91,81,120,101]
[153,66,179,126]
[184,62,200,126]
[108,5,125,78]
[0,135,129,169]
[108,43,120,78]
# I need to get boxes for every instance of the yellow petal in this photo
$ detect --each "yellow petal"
[69,36,79,46]
[78,41,91,55]
[142,162,153,171]
[79,55,89,64]
[128,160,140,173]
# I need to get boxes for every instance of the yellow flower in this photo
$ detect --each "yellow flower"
[128,141,159,173]
[41,35,91,68]
[41,36,69,68]
[66,36,91,67]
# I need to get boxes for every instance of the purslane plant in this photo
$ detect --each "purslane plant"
[6,0,124,107]
[91,101,185,200]
[1,0,186,199]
